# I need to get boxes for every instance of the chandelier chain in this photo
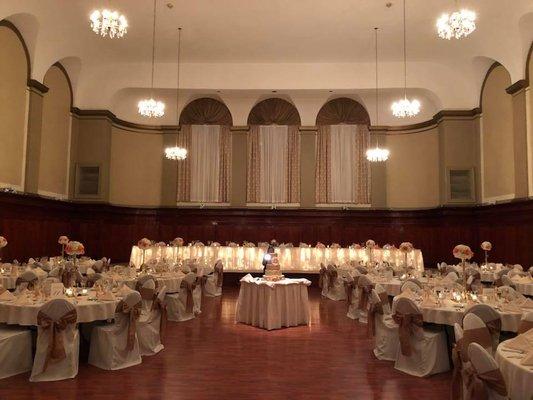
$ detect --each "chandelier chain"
[403,0,407,97]
[374,27,379,148]
[150,0,157,92]
[175,27,182,145]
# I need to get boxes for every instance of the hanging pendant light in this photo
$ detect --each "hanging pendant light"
[165,28,188,161]
[367,28,390,163]
[138,0,165,118]
[391,0,420,118]
[437,0,476,40]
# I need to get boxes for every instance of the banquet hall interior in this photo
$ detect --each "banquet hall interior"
[0,0,532,399]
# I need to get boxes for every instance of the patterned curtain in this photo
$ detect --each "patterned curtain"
[218,126,232,203]
[287,125,300,203]
[246,125,261,203]
[315,125,331,203]
[176,125,192,202]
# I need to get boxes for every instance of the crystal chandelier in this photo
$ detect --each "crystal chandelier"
[391,0,420,119]
[138,98,165,118]
[164,28,188,161]
[366,147,390,163]
[139,0,165,118]
[90,9,128,38]
[367,28,389,163]
[437,9,476,40]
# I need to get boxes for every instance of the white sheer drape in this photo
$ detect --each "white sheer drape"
[330,125,358,203]
[259,125,288,203]
[190,125,220,202]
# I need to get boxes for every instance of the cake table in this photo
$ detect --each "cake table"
[235,274,311,330]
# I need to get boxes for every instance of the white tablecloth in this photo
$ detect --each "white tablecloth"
[0,293,119,326]
[235,275,311,330]
[106,272,185,294]
[496,341,533,400]
[512,277,533,296]
[419,305,523,332]
[130,245,424,273]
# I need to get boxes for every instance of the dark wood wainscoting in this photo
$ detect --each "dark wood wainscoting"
[0,192,532,268]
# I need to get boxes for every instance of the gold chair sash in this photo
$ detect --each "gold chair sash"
[344,281,356,309]
[460,327,493,362]
[367,301,383,337]
[115,300,141,351]
[451,340,464,400]
[214,264,224,287]
[36,308,77,373]
[392,312,423,356]
[518,320,533,334]
[327,269,338,290]
[151,297,167,343]
[357,284,373,311]
[180,280,196,314]
[464,364,507,400]
[318,266,326,289]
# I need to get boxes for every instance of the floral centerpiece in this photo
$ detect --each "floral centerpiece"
[299,242,310,248]
[349,243,362,250]
[137,238,152,265]
[193,241,205,247]
[453,244,473,285]
[65,240,85,265]
[58,235,69,258]
[481,241,492,266]
[330,243,341,249]
[366,239,376,264]
[227,241,238,247]
[399,242,414,269]
[156,241,167,247]
[315,242,326,249]
[171,237,184,247]
[0,236,7,261]
[243,241,255,248]
[270,239,279,247]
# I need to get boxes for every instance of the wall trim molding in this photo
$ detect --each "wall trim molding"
[506,79,529,95]
[27,79,49,94]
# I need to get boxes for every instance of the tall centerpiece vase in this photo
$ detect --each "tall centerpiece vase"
[453,244,473,288]
[481,241,492,267]
[137,238,152,269]
[365,240,376,268]
[65,241,85,270]
[58,235,69,259]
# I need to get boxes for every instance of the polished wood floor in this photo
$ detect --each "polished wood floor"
[0,287,452,400]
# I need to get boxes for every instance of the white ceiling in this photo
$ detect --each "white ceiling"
[1,0,532,125]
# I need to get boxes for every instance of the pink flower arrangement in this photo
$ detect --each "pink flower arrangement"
[211,241,221,247]
[58,235,69,245]
[399,242,414,253]
[156,241,167,247]
[330,243,341,249]
[481,241,492,251]
[350,243,362,249]
[171,237,184,246]
[243,242,255,248]
[0,236,7,248]
[453,244,473,260]
[228,242,238,247]
[315,242,326,249]
[365,239,376,249]
[65,241,85,256]
[137,238,152,250]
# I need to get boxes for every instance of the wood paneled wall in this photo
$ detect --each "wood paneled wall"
[0,192,531,268]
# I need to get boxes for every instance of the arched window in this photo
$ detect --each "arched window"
[176,98,232,203]
[315,97,370,205]
[247,98,301,204]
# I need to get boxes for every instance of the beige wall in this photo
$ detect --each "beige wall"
[385,129,440,208]
[38,65,71,197]
[481,65,515,200]
[0,26,27,189]
[109,127,163,206]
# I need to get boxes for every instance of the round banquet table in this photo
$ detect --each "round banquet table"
[106,272,186,294]
[0,293,119,326]
[495,341,533,400]
[0,275,17,290]
[236,274,311,330]
[513,281,533,296]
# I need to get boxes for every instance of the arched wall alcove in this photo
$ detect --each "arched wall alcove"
[247,98,301,126]
[315,97,370,125]
[179,97,233,126]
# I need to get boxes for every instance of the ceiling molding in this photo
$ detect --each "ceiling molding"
[505,79,529,95]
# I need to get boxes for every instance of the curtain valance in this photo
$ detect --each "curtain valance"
[247,98,301,126]
[316,97,370,126]
[179,98,233,126]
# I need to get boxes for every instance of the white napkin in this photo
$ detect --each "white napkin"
[504,335,532,352]
[86,267,96,276]
[118,285,134,297]
[14,294,31,305]
[0,290,15,301]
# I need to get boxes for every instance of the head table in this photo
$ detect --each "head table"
[130,244,424,273]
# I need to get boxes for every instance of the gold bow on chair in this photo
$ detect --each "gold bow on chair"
[451,340,464,400]
[36,308,77,373]
[214,264,224,287]
[326,268,338,290]
[367,301,383,337]
[358,284,373,311]
[318,265,327,289]
[151,296,168,343]
[115,300,141,351]
[392,312,423,356]
[344,281,356,310]
[463,363,507,400]
[180,280,196,314]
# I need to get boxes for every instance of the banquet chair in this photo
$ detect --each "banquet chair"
[466,272,483,293]
[0,325,33,379]
[137,277,157,315]
[494,269,510,287]
[84,273,103,288]
[463,304,501,352]
[355,266,368,275]
[326,264,347,301]
[513,264,523,271]
[345,273,360,320]
[369,288,398,361]
[357,275,374,323]
[461,313,494,363]
[451,323,466,400]
[15,270,39,290]
[319,264,329,297]
[30,299,79,382]
[508,269,527,278]
[444,271,459,283]
[137,286,167,356]
[518,311,533,334]
[88,291,142,370]
[500,275,515,289]
[465,343,508,400]
[497,285,524,302]
[203,260,223,297]
[166,272,201,322]
[400,279,422,294]
[392,297,449,377]
[375,284,391,315]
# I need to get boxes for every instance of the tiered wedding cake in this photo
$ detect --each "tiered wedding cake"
[263,253,284,281]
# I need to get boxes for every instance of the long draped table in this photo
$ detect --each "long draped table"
[496,339,533,400]
[130,244,424,273]
[235,274,311,330]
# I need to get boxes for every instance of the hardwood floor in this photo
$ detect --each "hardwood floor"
[0,287,452,400]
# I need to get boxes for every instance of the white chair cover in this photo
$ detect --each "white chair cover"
[345,271,361,320]
[88,291,142,370]
[370,288,398,361]
[0,325,33,379]
[466,343,507,400]
[30,299,79,382]
[137,286,167,356]
[357,274,373,324]
[518,311,533,334]
[500,275,515,288]
[166,272,201,322]
[203,260,223,297]
[318,264,329,297]
[393,297,450,377]
[325,265,346,301]
[462,313,493,360]
[400,280,422,294]
[464,304,501,351]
